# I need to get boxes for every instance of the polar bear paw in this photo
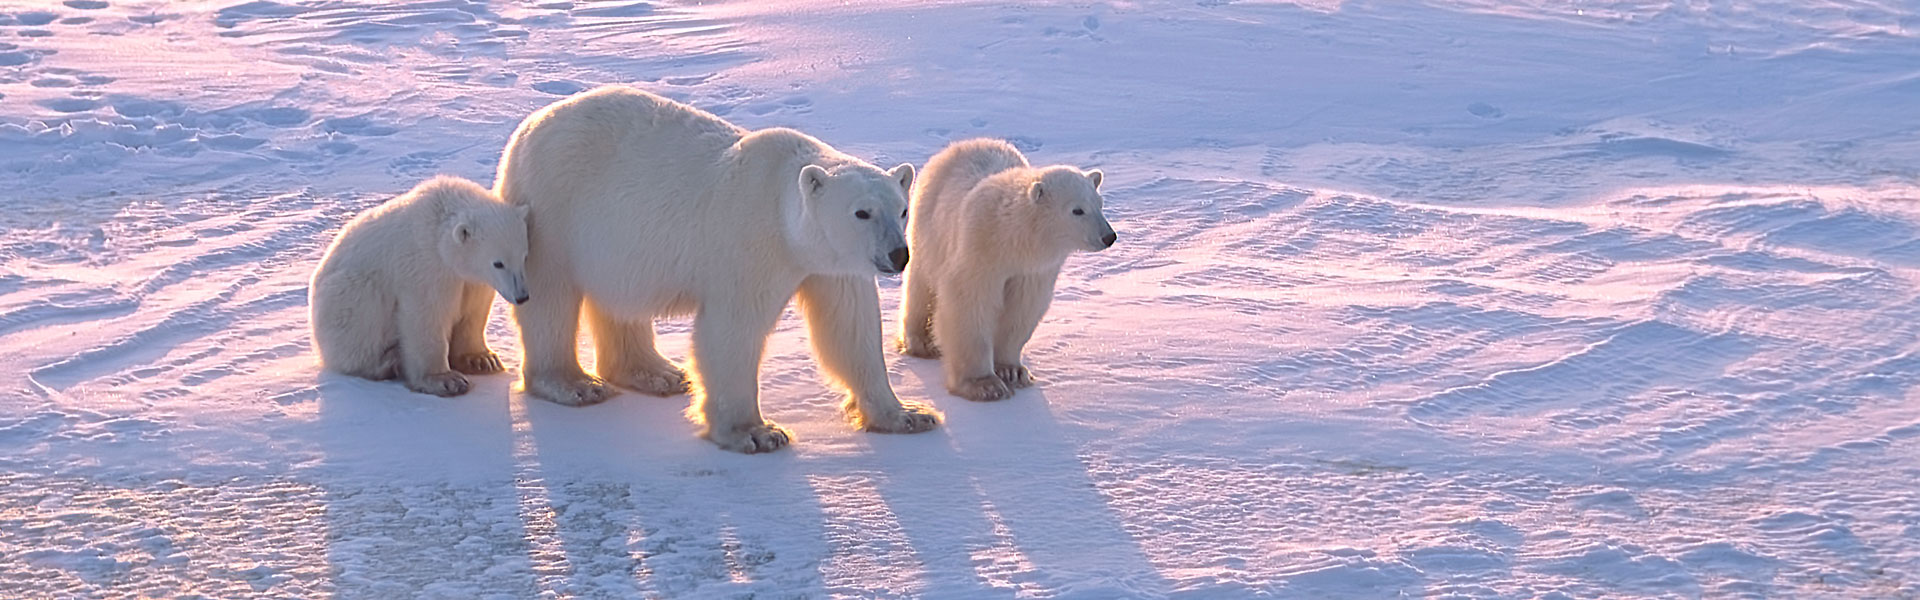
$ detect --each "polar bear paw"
[451,351,505,375]
[951,374,1014,402]
[994,363,1034,388]
[712,421,792,454]
[606,365,691,397]
[408,371,472,397]
[897,335,940,359]
[862,400,941,434]
[528,374,616,407]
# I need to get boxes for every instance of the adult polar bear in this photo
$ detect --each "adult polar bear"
[495,86,939,453]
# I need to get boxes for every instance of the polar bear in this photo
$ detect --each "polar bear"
[310,176,531,397]
[494,85,940,453]
[897,139,1116,402]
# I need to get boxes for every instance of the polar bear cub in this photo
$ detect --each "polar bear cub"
[897,139,1116,402]
[310,176,531,396]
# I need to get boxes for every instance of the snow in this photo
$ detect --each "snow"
[2,0,1918,597]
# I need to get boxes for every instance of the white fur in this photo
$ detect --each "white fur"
[897,139,1115,402]
[309,176,531,396]
[494,85,938,453]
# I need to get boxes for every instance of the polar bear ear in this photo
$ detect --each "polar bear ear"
[1028,181,1046,203]
[452,221,473,244]
[799,164,830,199]
[1086,169,1103,190]
[888,163,915,194]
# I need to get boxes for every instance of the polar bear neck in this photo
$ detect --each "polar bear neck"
[407,179,469,265]
[730,127,861,274]
[778,176,833,272]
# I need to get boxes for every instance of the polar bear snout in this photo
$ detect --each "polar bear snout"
[492,271,531,305]
[1084,220,1117,252]
[874,246,909,274]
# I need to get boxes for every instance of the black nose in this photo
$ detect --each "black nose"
[888,247,909,271]
[514,295,531,305]
[1101,232,1117,247]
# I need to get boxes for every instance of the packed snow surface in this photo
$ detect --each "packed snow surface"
[2,0,1918,597]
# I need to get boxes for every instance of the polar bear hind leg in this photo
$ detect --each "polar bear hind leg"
[313,273,401,381]
[585,300,690,396]
[513,275,615,406]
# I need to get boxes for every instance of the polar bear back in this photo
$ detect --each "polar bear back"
[898,139,1036,275]
[495,87,746,218]
[494,86,867,311]
[906,139,1031,273]
[317,176,496,284]
[909,138,1028,226]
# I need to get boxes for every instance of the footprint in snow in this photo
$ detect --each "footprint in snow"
[533,80,585,96]
[38,96,99,113]
[0,51,32,67]
[1467,102,1504,119]
[245,106,312,127]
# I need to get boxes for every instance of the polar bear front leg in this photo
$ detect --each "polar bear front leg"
[691,299,791,453]
[933,279,1013,402]
[585,300,689,397]
[797,274,940,434]
[992,271,1057,389]
[448,282,504,375]
[397,293,470,397]
[513,282,613,406]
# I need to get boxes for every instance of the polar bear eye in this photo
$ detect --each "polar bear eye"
[900,209,908,219]
[1072,208,1086,216]
[855,210,871,220]
[493,261,504,269]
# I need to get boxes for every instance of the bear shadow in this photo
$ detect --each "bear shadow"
[306,349,1164,595]
[311,366,836,596]
[309,370,537,595]
[856,357,1175,596]
[511,377,837,597]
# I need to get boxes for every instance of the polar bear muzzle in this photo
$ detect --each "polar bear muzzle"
[491,270,530,305]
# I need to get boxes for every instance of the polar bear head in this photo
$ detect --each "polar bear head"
[1027,166,1116,254]
[797,162,915,276]
[442,202,533,305]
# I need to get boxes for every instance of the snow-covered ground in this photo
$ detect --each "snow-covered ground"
[3,0,1919,597]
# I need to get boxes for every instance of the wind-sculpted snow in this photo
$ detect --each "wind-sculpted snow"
[0,0,1916,597]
